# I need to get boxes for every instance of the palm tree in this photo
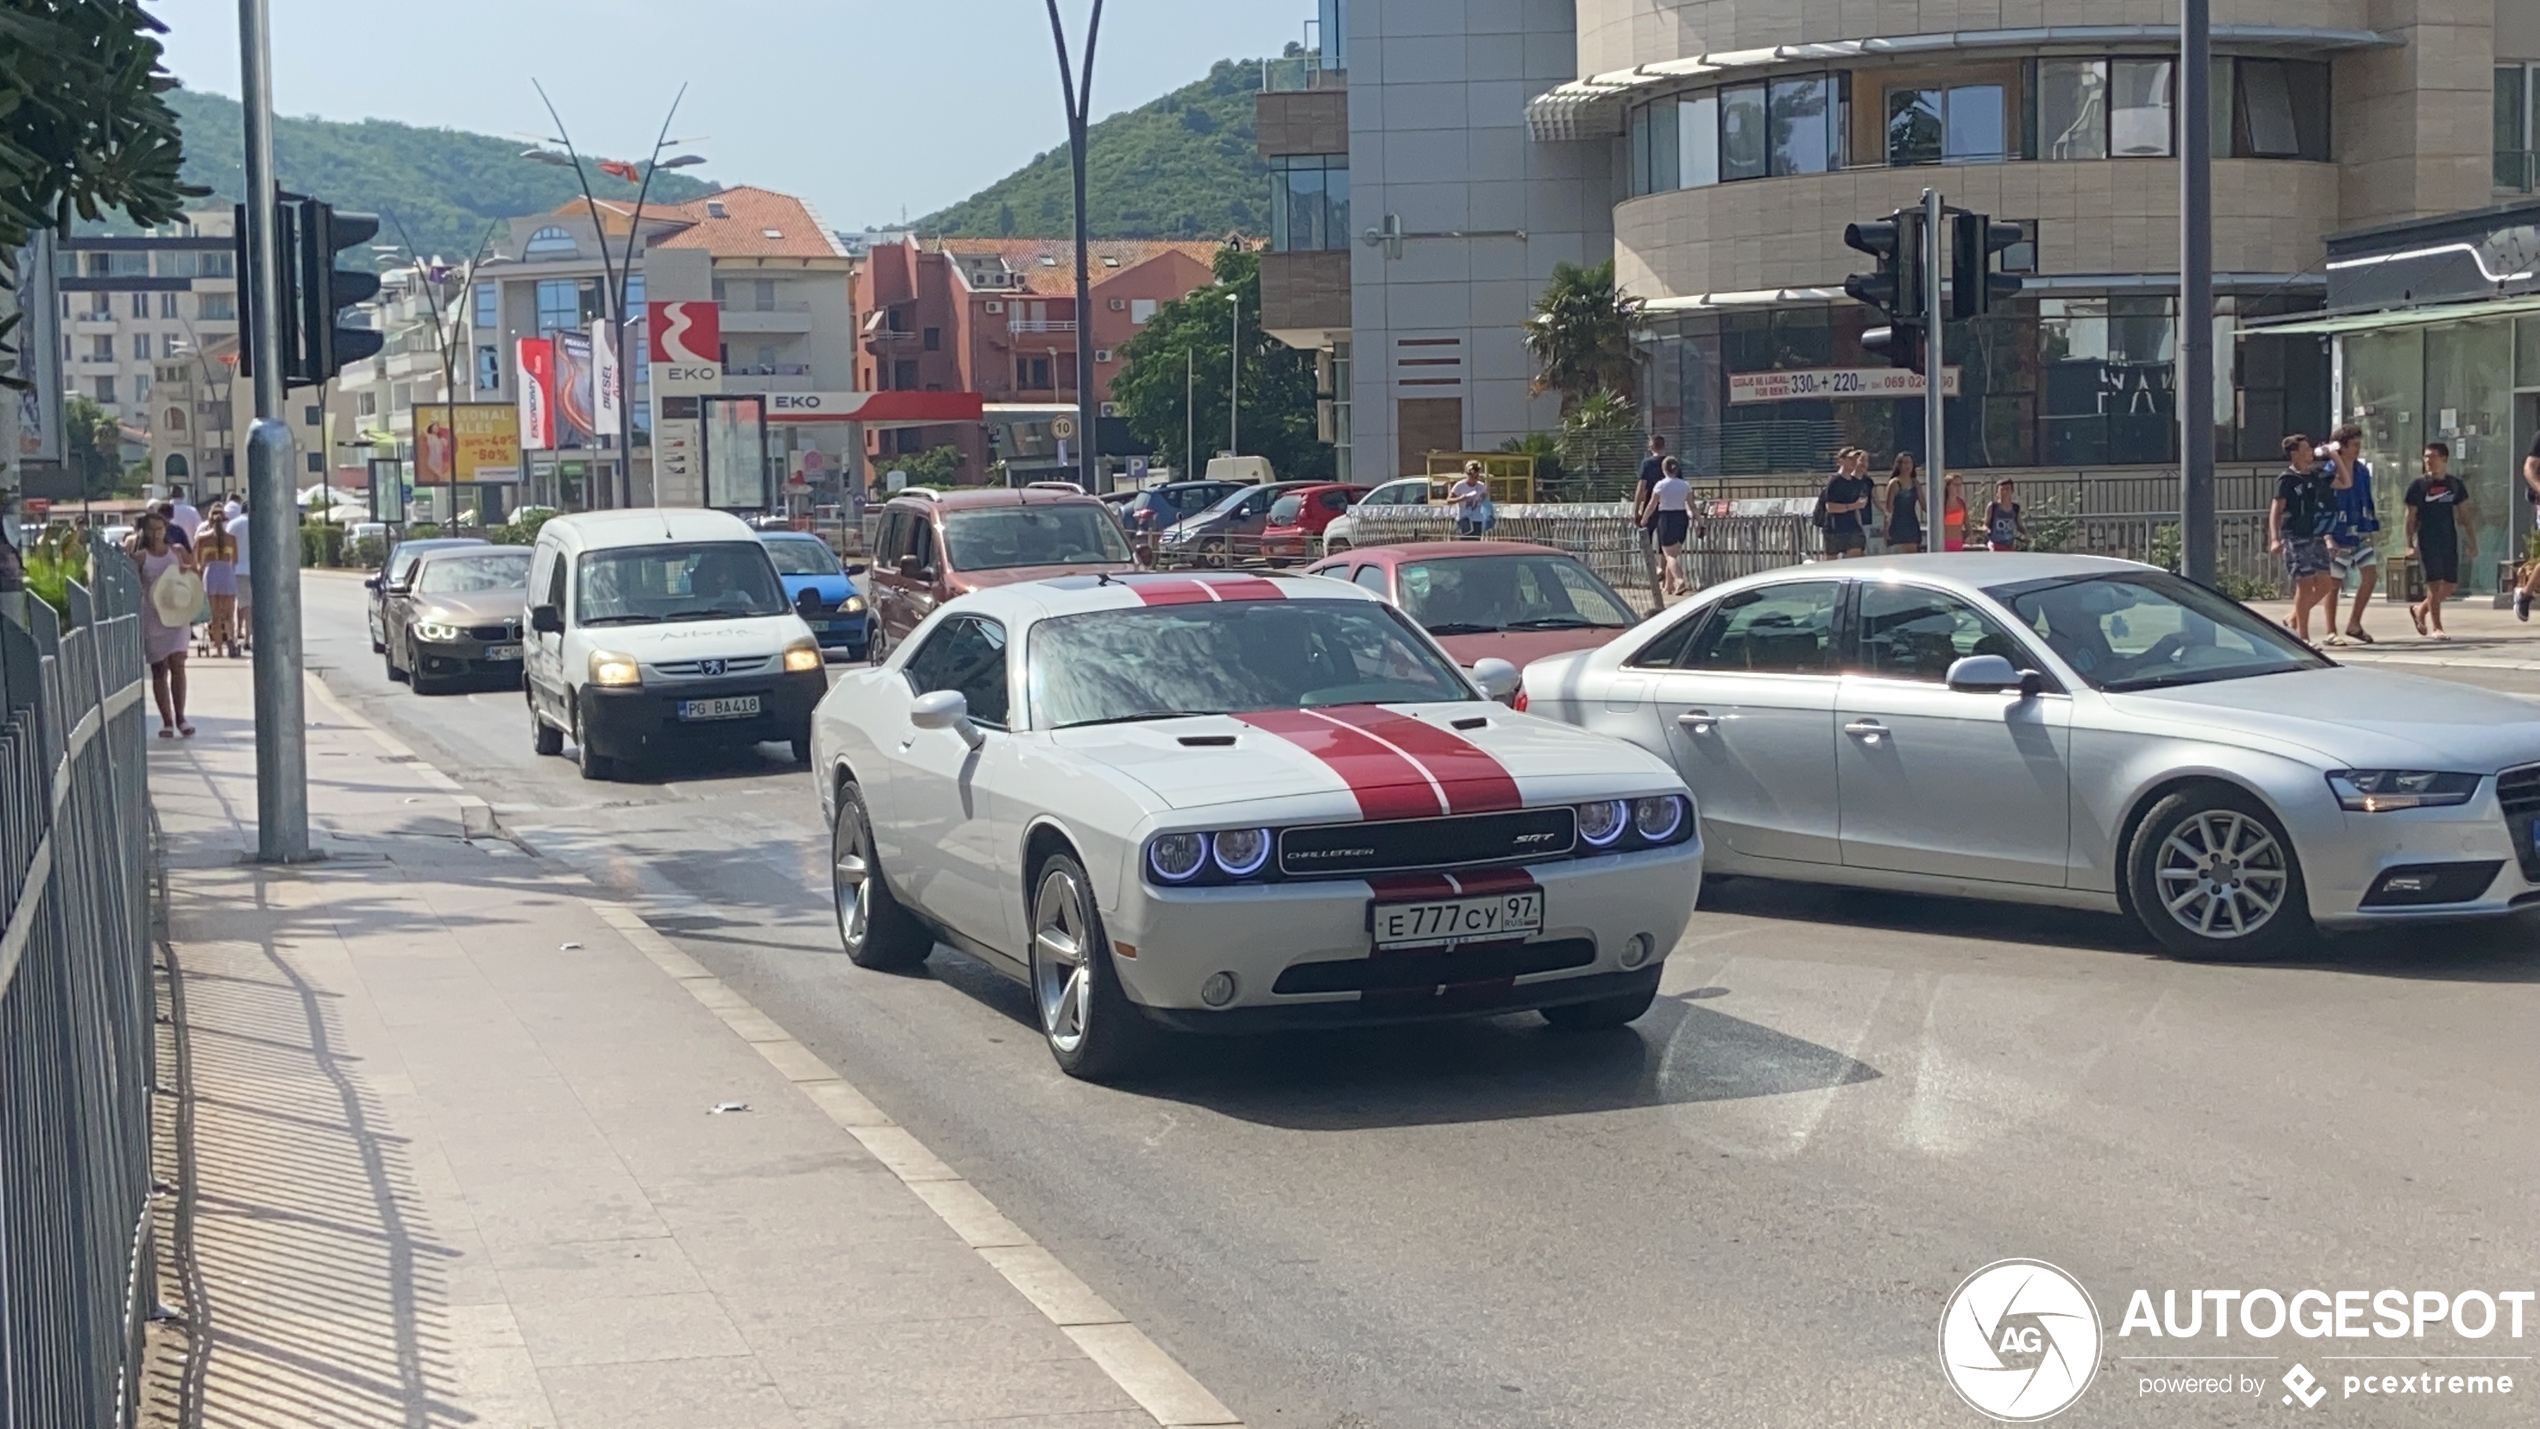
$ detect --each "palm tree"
[1523,259,1644,410]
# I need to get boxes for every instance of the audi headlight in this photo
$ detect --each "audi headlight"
[782,640,822,673]
[1577,799,1627,847]
[1212,828,1271,878]
[588,650,642,687]
[2326,770,2480,812]
[1146,832,1206,883]
[843,595,866,615]
[414,621,463,642]
[1633,794,1688,842]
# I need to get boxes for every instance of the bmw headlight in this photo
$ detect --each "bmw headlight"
[843,595,866,615]
[782,640,823,673]
[1146,832,1207,883]
[588,650,642,687]
[1577,799,1627,847]
[2326,770,2480,812]
[1633,794,1687,841]
[415,621,463,642]
[1212,828,1271,877]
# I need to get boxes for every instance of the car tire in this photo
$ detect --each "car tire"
[2126,784,2314,961]
[383,636,408,684]
[573,701,616,782]
[1540,984,1659,1030]
[831,782,930,970]
[529,694,564,757]
[1028,851,1156,1082]
[867,622,892,668]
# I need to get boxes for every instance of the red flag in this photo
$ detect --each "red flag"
[596,159,641,184]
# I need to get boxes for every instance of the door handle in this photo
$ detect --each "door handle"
[1675,710,1720,734]
[1844,719,1888,744]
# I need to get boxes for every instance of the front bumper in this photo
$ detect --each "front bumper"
[412,637,526,681]
[1102,836,1702,1023]
[581,669,825,760]
[2297,789,2540,928]
[800,611,870,654]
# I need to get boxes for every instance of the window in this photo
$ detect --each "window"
[1028,602,1469,729]
[1719,85,1768,181]
[2038,296,2176,466]
[159,292,177,319]
[200,251,233,278]
[1768,74,1835,176]
[2228,59,2329,161]
[2496,65,2533,190]
[1641,583,1839,673]
[473,281,498,329]
[475,345,501,394]
[1681,94,1719,186]
[134,373,149,402]
[1853,584,2035,683]
[130,291,150,318]
[623,273,643,314]
[2109,59,2173,156]
[132,332,149,360]
[892,359,918,389]
[163,406,185,432]
[1270,154,1351,251]
[535,278,582,336]
[574,541,788,624]
[1352,565,1389,595]
[1989,571,2324,691]
[1889,83,2009,166]
[524,226,578,257]
[1130,298,1157,324]
[2037,60,2109,160]
[88,335,114,361]
[1018,356,1052,390]
[358,391,378,417]
[939,506,1131,571]
[902,616,1011,729]
[92,376,116,403]
[391,382,412,413]
[922,326,941,351]
[197,293,235,321]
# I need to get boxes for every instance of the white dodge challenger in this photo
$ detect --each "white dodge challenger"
[809,571,1702,1079]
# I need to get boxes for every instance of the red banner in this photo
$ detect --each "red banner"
[515,337,556,450]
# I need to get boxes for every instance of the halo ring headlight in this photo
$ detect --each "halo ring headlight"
[1212,827,1272,878]
[1147,832,1207,883]
[1578,799,1628,847]
[1634,795,1686,842]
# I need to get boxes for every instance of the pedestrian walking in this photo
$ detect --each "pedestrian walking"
[2518,428,2540,621]
[149,500,192,553]
[198,514,240,657]
[2324,423,2381,644]
[1652,456,1693,596]
[1816,448,1872,559]
[1634,435,1668,580]
[1983,480,2024,551]
[226,499,252,651]
[2270,433,2340,644]
[166,483,202,545]
[1941,473,1969,552]
[132,513,198,737]
[1883,454,1925,553]
[1450,461,1490,538]
[2403,440,2472,641]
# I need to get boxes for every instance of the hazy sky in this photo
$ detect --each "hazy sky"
[153,0,1312,229]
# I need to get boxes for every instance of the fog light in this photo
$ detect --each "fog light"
[1619,933,1653,969]
[1200,971,1239,1007]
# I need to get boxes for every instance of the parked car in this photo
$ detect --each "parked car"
[1306,542,1641,673]
[1117,481,1242,544]
[524,509,826,780]
[365,536,490,653]
[380,547,534,695]
[864,488,1136,663]
[1520,553,2540,960]
[759,530,870,660]
[809,570,1701,1080]
[1259,483,1370,565]
[1319,475,1443,557]
[1157,481,1317,565]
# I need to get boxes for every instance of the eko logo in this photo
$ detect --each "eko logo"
[1939,1259,2104,1422]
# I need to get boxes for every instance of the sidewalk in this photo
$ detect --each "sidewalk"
[2252,597,2540,670]
[148,662,1238,1429]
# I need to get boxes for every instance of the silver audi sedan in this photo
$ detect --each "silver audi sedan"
[1518,554,2540,959]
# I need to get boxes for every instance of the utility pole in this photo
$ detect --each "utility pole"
[1184,347,1194,478]
[1228,291,1240,455]
[238,0,308,862]
[1043,0,1104,494]
[1922,188,1945,492]
[2179,0,2218,584]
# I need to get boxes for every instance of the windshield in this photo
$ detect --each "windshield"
[762,538,843,577]
[941,505,1131,571]
[575,541,788,625]
[1987,571,2331,692]
[415,551,531,595]
[1031,600,1472,728]
[1397,554,1638,633]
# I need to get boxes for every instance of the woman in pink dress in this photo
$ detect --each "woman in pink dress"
[132,513,200,737]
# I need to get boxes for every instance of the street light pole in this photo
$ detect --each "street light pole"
[1042,0,1104,494]
[2179,0,2218,584]
[1227,291,1241,456]
[1185,347,1194,478]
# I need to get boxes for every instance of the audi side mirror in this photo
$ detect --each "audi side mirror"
[909,689,985,749]
[1945,654,2037,697]
[529,605,564,635]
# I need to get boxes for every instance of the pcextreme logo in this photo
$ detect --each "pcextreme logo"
[1939,1260,2104,1422]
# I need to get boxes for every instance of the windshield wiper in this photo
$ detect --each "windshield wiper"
[1504,616,1622,630]
[579,613,663,626]
[1057,710,1223,729]
[1423,622,1503,635]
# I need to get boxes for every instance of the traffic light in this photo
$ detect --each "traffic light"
[1950,212,2027,320]
[1841,211,1924,321]
[233,193,383,387]
[1860,320,1928,376]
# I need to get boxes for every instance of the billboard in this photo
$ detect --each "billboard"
[552,330,598,449]
[700,395,767,511]
[593,322,623,433]
[515,337,555,450]
[415,403,524,485]
[16,232,60,463]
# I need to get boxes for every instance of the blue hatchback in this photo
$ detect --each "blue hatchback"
[758,531,869,659]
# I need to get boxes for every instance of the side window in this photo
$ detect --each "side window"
[1855,584,2036,683]
[1351,565,1390,596]
[1628,603,1715,668]
[902,616,1011,728]
[908,518,938,573]
[1320,489,1351,512]
[1676,582,1841,674]
[872,511,902,565]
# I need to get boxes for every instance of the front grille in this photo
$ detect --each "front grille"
[2502,764,2540,881]
[652,655,773,679]
[466,622,519,641]
[1273,937,1596,995]
[1278,807,1577,879]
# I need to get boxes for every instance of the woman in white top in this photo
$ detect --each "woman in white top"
[1652,457,1693,596]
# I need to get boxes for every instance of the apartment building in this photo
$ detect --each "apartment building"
[59,214,242,484]
[852,236,1217,481]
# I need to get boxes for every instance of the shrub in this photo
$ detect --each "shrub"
[299,522,345,568]
[346,535,387,568]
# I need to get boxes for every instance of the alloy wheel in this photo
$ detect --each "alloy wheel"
[831,805,869,952]
[2152,809,2288,940]
[1032,867,1092,1055]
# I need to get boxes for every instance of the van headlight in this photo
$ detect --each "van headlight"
[2326,770,2480,812]
[782,640,823,673]
[588,650,642,687]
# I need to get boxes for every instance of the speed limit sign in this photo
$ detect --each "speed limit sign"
[1052,417,1076,440]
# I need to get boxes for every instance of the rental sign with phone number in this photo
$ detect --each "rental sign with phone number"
[1728,367,1963,403]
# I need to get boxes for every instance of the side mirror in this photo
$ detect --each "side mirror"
[1470,657,1521,703]
[1945,654,2038,696]
[794,587,824,617]
[897,553,924,579]
[843,562,867,577]
[909,688,985,750]
[529,605,564,635]
[363,575,382,591]
[384,582,412,597]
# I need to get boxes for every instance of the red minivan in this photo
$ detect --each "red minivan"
[1259,483,1369,565]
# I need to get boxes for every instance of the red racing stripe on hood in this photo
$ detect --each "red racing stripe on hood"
[1305,707,1523,815]
[1231,710,1445,822]
[1131,575,1288,606]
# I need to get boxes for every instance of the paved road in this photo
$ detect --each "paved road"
[300,572,2539,1428]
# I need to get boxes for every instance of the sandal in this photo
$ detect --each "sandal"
[2323,633,2347,647]
[178,723,195,738]
[2408,605,2428,636]
[2344,627,2374,645]
[157,727,175,739]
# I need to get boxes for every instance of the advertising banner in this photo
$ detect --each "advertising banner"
[593,322,623,433]
[415,403,525,486]
[1727,366,1962,404]
[701,395,767,511]
[16,232,60,464]
[648,301,722,507]
[515,337,556,450]
[552,330,598,450]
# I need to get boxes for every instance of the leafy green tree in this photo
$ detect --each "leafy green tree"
[892,444,965,488]
[1111,246,1330,482]
[1556,390,1641,496]
[1495,431,1566,491]
[1523,260,1644,411]
[61,396,129,500]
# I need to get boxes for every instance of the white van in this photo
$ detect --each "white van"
[525,509,827,780]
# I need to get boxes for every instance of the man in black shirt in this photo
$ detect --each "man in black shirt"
[1818,447,1873,559]
[1634,435,1668,584]
[2517,428,2540,621]
[2270,433,2339,644]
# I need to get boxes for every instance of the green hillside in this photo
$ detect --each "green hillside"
[919,58,1271,240]
[149,87,718,264]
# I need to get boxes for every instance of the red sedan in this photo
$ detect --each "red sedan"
[1259,483,1369,565]
[1305,541,1644,669]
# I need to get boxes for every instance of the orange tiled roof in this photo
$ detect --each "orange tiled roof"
[929,237,1222,294]
[648,186,848,260]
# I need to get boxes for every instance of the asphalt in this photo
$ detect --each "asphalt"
[297,571,2540,1429]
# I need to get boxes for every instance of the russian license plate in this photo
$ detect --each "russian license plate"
[1370,890,1544,949]
[677,695,761,722]
[484,644,522,661]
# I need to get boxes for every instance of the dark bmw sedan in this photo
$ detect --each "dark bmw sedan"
[381,547,534,695]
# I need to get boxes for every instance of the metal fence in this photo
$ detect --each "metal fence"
[0,539,155,1429]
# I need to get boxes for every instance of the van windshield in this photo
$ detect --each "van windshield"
[575,541,788,625]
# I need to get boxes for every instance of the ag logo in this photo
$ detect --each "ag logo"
[1939,1259,2102,1422]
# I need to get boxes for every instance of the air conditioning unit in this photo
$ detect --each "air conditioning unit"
[1100,402,1119,418]
[1108,297,1127,311]
[1094,349,1113,363]
[984,300,1004,314]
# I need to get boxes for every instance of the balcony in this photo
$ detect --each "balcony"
[1262,54,1345,93]
[1009,319,1077,334]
